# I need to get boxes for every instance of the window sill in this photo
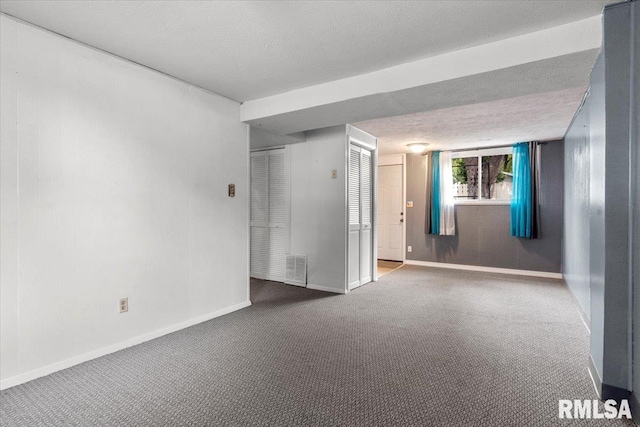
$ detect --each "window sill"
[454,200,511,206]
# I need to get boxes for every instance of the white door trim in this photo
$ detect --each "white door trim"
[402,153,407,263]
[377,154,406,265]
[372,145,379,281]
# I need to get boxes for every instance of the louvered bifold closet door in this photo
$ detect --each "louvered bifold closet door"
[250,152,268,279]
[359,149,373,283]
[267,150,287,282]
[348,146,361,289]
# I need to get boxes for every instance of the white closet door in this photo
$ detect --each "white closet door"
[250,148,288,282]
[267,150,287,282]
[359,149,372,284]
[348,144,373,290]
[349,146,361,289]
[250,152,268,279]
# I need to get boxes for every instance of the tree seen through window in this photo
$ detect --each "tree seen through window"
[452,153,513,200]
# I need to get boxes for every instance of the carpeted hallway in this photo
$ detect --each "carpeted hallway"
[0,266,632,426]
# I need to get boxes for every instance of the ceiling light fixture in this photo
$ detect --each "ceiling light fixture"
[407,143,429,153]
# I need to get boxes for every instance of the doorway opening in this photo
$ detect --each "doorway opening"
[377,155,405,276]
[377,260,403,277]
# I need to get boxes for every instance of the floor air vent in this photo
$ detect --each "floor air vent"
[285,255,307,286]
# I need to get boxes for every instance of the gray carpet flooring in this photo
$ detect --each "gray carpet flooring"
[0,265,633,426]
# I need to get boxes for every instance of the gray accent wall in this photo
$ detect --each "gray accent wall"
[405,140,563,273]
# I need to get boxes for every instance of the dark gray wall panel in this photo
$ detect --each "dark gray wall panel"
[563,93,591,321]
[602,3,632,391]
[589,52,606,385]
[568,2,636,396]
[405,140,563,273]
[632,0,640,402]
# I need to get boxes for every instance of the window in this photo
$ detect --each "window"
[451,147,513,203]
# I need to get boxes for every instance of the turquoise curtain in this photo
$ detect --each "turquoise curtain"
[510,143,532,238]
[424,152,433,234]
[430,151,441,234]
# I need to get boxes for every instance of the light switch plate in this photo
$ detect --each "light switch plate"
[406,201,413,208]
[408,246,412,253]
[331,169,337,179]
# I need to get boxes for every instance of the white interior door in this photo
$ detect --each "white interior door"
[349,144,373,290]
[250,149,288,282]
[377,164,403,261]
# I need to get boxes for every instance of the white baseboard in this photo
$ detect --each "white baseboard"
[284,281,306,288]
[306,283,347,294]
[0,300,252,391]
[404,260,563,279]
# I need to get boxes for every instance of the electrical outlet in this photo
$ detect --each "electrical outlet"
[119,297,128,313]
[406,201,413,208]
[407,246,412,253]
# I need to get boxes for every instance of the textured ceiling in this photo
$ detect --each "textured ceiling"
[0,1,618,102]
[355,87,587,155]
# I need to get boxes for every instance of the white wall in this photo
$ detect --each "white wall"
[0,15,250,388]
[249,127,304,150]
[289,126,347,293]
